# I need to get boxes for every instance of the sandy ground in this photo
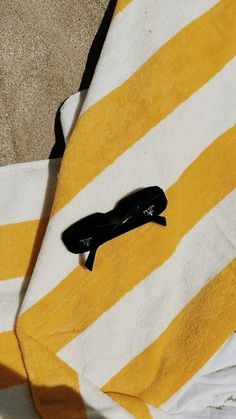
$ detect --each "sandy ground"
[0,0,109,166]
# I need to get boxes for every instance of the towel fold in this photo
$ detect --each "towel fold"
[0,0,236,418]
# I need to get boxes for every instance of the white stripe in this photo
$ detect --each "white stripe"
[60,90,87,143]
[0,276,27,332]
[20,57,236,312]
[79,373,133,419]
[146,404,172,419]
[0,158,60,224]
[0,383,40,419]
[83,0,219,111]
[57,190,236,387]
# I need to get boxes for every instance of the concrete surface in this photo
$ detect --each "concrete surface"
[0,0,109,166]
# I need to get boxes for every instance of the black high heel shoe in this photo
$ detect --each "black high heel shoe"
[62,186,167,271]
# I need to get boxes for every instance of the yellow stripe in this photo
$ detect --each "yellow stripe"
[102,258,236,406]
[0,331,27,389]
[16,329,87,419]
[52,0,236,213]
[0,218,48,280]
[0,330,87,417]
[17,126,236,352]
[113,0,133,17]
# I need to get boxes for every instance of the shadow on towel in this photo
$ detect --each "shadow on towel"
[0,364,106,419]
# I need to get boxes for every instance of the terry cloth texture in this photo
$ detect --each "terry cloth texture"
[0,0,109,166]
[1,88,235,419]
[0,0,236,417]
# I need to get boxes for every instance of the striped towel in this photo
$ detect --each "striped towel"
[1,0,236,417]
